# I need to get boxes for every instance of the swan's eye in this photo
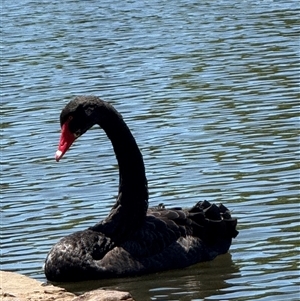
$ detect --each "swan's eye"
[74,130,81,138]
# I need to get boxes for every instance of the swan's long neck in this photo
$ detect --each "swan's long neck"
[90,103,148,241]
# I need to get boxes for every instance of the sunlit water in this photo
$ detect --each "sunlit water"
[1,0,299,300]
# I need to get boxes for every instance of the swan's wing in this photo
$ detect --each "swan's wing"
[121,200,238,258]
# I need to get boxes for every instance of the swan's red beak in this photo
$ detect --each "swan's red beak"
[55,121,76,162]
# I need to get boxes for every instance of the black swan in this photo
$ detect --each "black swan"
[44,95,238,282]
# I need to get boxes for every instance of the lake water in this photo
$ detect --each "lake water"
[1,0,299,300]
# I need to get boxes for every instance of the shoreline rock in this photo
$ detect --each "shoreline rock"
[0,271,135,301]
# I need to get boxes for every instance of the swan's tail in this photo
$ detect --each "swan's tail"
[188,200,238,251]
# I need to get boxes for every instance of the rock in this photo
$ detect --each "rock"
[0,271,135,301]
[73,289,134,301]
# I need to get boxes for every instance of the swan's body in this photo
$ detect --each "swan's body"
[44,96,238,282]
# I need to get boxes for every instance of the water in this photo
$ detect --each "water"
[1,0,299,300]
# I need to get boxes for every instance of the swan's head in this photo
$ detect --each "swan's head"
[55,96,101,162]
